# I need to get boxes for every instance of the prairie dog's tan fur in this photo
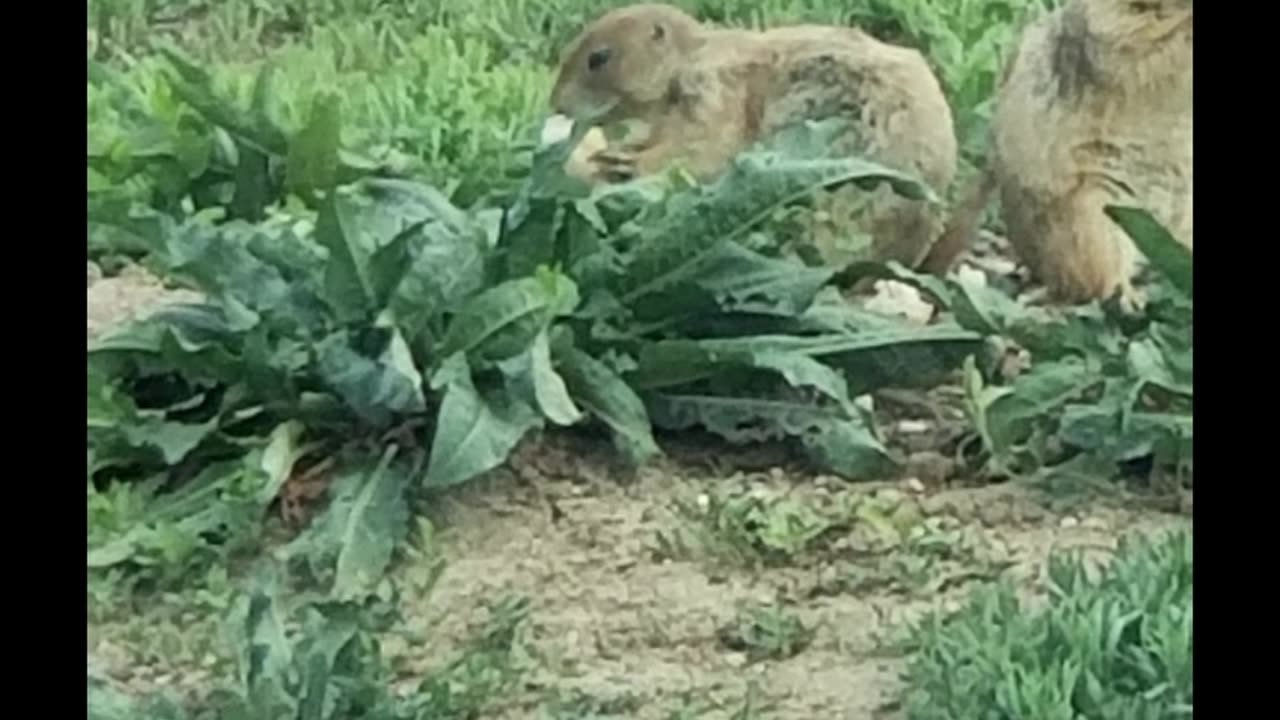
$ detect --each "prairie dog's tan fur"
[987,0,1192,304]
[550,4,957,268]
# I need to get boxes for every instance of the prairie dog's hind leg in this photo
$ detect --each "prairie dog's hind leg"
[1006,179,1141,308]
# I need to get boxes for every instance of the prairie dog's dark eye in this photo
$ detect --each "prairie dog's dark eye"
[587,47,611,71]
[652,23,665,40]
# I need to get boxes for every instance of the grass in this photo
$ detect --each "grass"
[88,0,1050,229]
[87,0,1190,717]
[901,530,1192,719]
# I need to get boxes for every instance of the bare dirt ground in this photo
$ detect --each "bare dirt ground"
[395,433,1187,719]
[87,261,1191,719]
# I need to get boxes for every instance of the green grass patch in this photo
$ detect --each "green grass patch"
[901,530,1192,719]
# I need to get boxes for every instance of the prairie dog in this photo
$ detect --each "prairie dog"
[986,0,1192,305]
[549,3,958,269]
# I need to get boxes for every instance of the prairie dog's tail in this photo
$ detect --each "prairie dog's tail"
[919,170,997,275]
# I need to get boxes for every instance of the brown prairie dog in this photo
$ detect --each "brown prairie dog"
[988,0,1192,306]
[548,3,958,270]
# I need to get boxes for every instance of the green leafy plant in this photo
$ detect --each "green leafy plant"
[851,206,1193,487]
[974,207,1191,483]
[89,119,984,590]
[657,481,927,568]
[718,602,816,663]
[88,566,529,720]
[901,530,1192,720]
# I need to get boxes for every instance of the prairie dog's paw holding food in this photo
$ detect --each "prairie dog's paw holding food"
[540,114,611,184]
[587,148,640,183]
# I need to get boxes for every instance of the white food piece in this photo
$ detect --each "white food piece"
[540,114,576,147]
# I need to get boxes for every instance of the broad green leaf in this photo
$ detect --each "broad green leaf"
[1059,375,1191,468]
[390,249,487,353]
[121,416,219,466]
[822,330,982,395]
[1127,337,1192,398]
[983,359,1100,456]
[630,326,981,395]
[709,288,917,337]
[151,223,301,333]
[1058,406,1144,464]
[88,360,222,471]
[88,303,255,389]
[617,146,933,305]
[802,415,897,481]
[285,446,411,601]
[497,330,583,426]
[630,339,855,412]
[319,179,477,322]
[233,569,296,717]
[367,227,414,310]
[629,241,834,327]
[1105,205,1192,297]
[498,197,562,281]
[645,391,890,480]
[286,91,342,201]
[438,267,580,364]
[1147,321,1192,388]
[294,605,360,720]
[317,188,389,322]
[246,225,327,285]
[315,329,427,428]
[384,184,490,344]
[423,354,542,489]
[947,271,1049,337]
[556,346,661,467]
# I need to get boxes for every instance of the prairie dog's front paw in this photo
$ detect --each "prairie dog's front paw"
[589,149,639,183]
[561,127,609,184]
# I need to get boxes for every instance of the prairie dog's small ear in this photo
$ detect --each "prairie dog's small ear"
[652,23,666,41]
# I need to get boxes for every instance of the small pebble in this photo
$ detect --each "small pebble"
[1081,517,1108,531]
[896,420,931,434]
[1060,516,1080,529]
[903,477,926,494]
